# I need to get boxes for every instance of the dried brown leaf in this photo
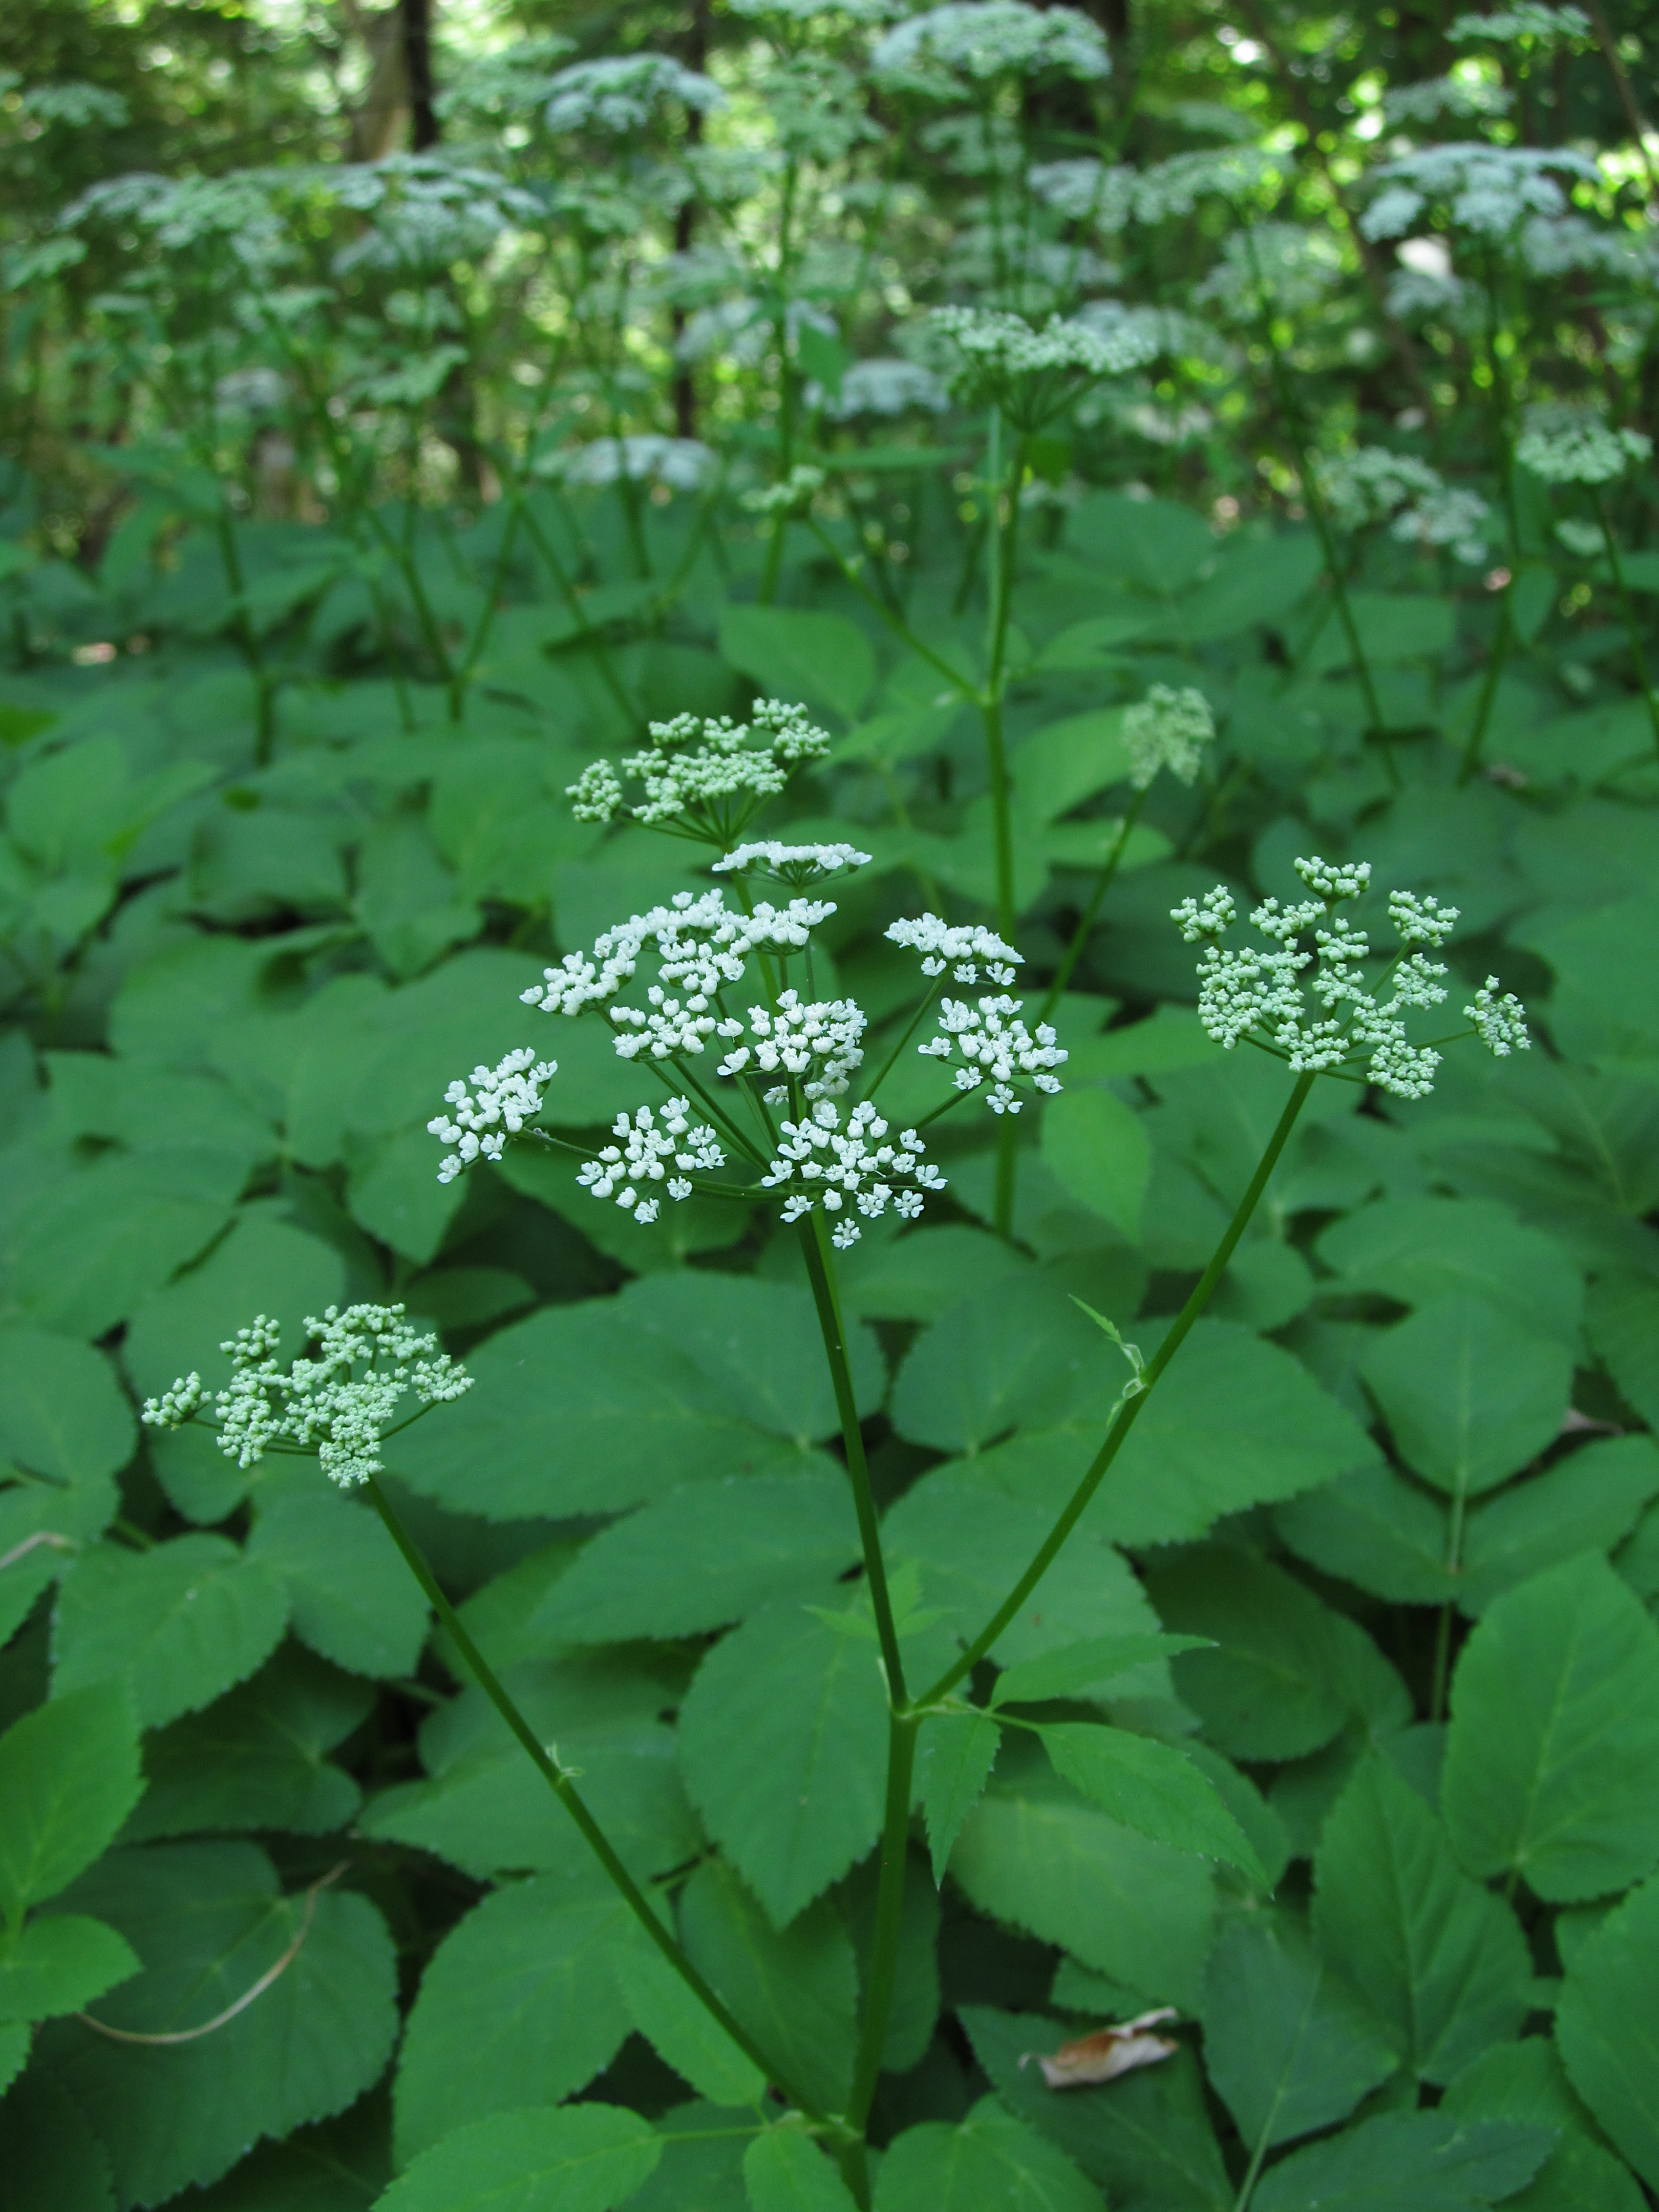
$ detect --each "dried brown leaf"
[1019,2008,1180,2089]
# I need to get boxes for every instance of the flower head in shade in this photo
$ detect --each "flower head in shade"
[567,699,832,847]
[542,55,725,134]
[1122,685,1215,791]
[1174,858,1527,1099]
[1516,408,1653,487]
[142,1306,472,1489]
[932,308,1158,428]
[714,841,872,885]
[871,3,1109,95]
[1447,4,1589,46]
[1360,143,1599,243]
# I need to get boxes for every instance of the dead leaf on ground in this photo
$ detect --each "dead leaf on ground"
[1019,2008,1180,2089]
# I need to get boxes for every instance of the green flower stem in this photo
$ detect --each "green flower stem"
[844,1708,921,2136]
[1456,582,1514,788]
[361,1473,818,2120]
[1594,491,1659,762]
[919,1070,1318,1707]
[806,518,978,703]
[518,495,637,722]
[982,416,1029,942]
[1038,788,1149,1025]
[797,1216,908,1707]
[210,502,276,765]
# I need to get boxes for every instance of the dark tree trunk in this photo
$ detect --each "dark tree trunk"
[400,0,439,151]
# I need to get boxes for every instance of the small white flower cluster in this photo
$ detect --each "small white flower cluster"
[1173,859,1527,1100]
[1122,685,1215,791]
[1193,222,1345,318]
[716,990,867,1100]
[763,1101,947,1247]
[429,1048,559,1182]
[1382,74,1512,124]
[741,464,827,517]
[1318,446,1442,531]
[525,889,833,1024]
[871,3,1109,92]
[1130,146,1286,224]
[1466,979,1532,1056]
[1317,450,1492,563]
[1360,144,1599,243]
[1516,409,1653,487]
[932,308,1157,425]
[1028,158,1136,229]
[1448,4,1589,44]
[885,913,1022,987]
[825,359,949,419]
[1394,486,1492,565]
[576,1100,726,1223]
[919,996,1068,1113]
[566,700,832,839]
[551,436,718,492]
[142,1306,473,1490]
[714,841,871,884]
[542,55,725,134]
[1518,215,1640,280]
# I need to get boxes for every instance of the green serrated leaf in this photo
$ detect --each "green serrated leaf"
[1037,1723,1266,1883]
[679,1859,857,2118]
[875,2096,1102,2212]
[1359,1296,1572,1501]
[1040,1090,1151,1240]
[0,1913,139,2024]
[1200,1913,1398,2153]
[1252,2112,1551,2212]
[0,1683,142,1918]
[0,2070,116,2211]
[742,2128,860,2212]
[1143,1549,1354,1762]
[53,1536,289,1729]
[1312,1756,1530,2085]
[917,1711,1002,1886]
[0,1330,135,1488]
[678,1603,887,1929]
[992,1633,1211,1707]
[376,2106,661,2212]
[393,1868,643,2164]
[616,1941,767,2109]
[1441,2038,1647,2212]
[246,1478,430,1678]
[1442,1553,1659,1902]
[40,1841,398,2205]
[1557,1871,1659,2191]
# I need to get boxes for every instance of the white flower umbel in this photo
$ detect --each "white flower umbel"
[1392,485,1491,566]
[741,465,827,517]
[871,3,1109,94]
[1122,685,1215,791]
[917,995,1068,1113]
[524,888,834,1024]
[1516,408,1653,486]
[142,1305,473,1489]
[567,700,831,846]
[885,913,1022,986]
[1193,222,1344,317]
[1382,73,1513,124]
[1448,4,1589,46]
[577,1099,726,1223]
[1028,158,1136,229]
[551,436,718,492]
[714,841,872,885]
[1317,446,1443,532]
[825,360,949,419]
[762,1100,948,1246]
[1465,977,1532,1056]
[429,1048,559,1182]
[715,990,866,1101]
[932,308,1158,430]
[1131,146,1286,224]
[542,55,725,134]
[1360,143,1599,243]
[1173,858,1527,1100]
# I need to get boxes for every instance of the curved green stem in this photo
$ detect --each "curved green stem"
[844,1710,921,2133]
[797,1216,907,1705]
[1038,789,1148,1024]
[1456,583,1513,786]
[919,1071,1317,1706]
[361,1474,818,2119]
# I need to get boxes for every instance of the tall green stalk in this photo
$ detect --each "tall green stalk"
[1593,488,1659,763]
[360,1472,825,2129]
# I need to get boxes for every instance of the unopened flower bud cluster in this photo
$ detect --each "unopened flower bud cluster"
[142,1305,472,1490]
[1122,684,1214,790]
[567,700,831,839]
[1173,858,1528,1099]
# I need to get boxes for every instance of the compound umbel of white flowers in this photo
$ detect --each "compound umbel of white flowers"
[428,883,1068,1244]
[566,700,832,847]
[1173,856,1528,1099]
[141,1306,473,1489]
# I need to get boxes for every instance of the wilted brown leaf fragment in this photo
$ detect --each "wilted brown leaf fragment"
[1020,2009,1180,2089]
